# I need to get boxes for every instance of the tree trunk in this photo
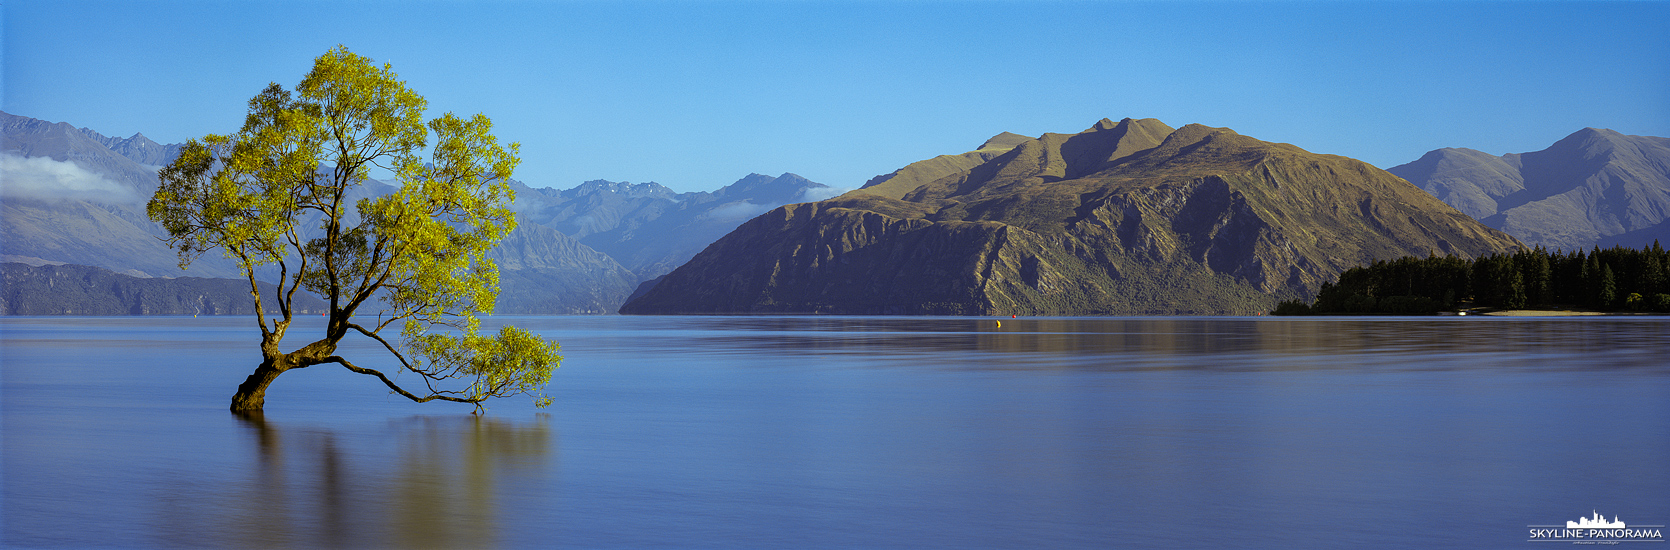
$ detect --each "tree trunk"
[231,361,284,413]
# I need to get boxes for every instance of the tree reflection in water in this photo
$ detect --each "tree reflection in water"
[164,413,553,548]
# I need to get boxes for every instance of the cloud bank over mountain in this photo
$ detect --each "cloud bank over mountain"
[698,201,777,223]
[3,111,838,313]
[1,153,141,204]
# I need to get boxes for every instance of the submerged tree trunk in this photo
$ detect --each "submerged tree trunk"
[231,361,284,413]
[231,328,338,413]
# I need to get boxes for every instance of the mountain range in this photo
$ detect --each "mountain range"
[622,118,1523,315]
[1389,128,1670,251]
[1,261,330,315]
[1,110,244,278]
[14,109,1662,316]
[510,172,837,281]
[1,111,832,313]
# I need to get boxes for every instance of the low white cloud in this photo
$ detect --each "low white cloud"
[564,213,601,234]
[0,153,140,204]
[509,192,550,213]
[796,186,851,203]
[699,200,776,222]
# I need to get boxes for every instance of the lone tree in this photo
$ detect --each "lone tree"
[148,46,559,414]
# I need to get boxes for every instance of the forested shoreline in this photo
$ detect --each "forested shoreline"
[0,262,328,315]
[1275,242,1670,315]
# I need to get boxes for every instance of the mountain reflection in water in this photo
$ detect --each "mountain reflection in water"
[627,316,1665,372]
[2,316,1665,549]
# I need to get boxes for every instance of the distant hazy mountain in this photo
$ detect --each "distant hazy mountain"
[0,111,635,314]
[84,132,185,168]
[510,173,838,280]
[1,261,329,315]
[0,110,176,187]
[0,110,245,278]
[486,222,637,314]
[1389,128,1670,251]
[623,118,1521,315]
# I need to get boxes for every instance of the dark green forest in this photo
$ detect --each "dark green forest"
[1275,242,1670,315]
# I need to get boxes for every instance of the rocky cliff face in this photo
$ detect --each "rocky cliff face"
[623,118,1523,315]
[1389,128,1670,251]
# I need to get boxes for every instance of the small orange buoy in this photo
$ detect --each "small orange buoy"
[1011,314,1016,318]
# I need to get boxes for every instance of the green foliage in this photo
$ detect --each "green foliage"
[1270,299,1312,316]
[147,46,557,411]
[1640,254,1666,295]
[1377,295,1445,315]
[1303,242,1670,314]
[1599,264,1617,308]
[1472,255,1526,309]
[1309,254,1468,314]
[1516,247,1553,306]
[407,322,561,408]
[1623,292,1645,311]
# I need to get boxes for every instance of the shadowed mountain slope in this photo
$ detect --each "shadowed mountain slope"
[1389,128,1670,251]
[623,118,1522,315]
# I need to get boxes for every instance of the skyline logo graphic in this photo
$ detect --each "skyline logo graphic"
[1570,510,1627,529]
[1528,511,1664,544]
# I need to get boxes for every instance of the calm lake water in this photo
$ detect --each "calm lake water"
[2,315,1667,549]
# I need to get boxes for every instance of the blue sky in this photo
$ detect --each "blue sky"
[5,1,1667,193]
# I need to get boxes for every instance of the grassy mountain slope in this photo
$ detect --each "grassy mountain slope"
[623,118,1522,315]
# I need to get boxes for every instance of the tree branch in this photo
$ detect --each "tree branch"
[347,233,391,313]
[275,260,291,320]
[345,322,418,372]
[237,249,271,338]
[324,356,484,409]
[283,232,308,324]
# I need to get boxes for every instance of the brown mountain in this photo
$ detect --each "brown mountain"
[1389,128,1670,251]
[621,118,1522,315]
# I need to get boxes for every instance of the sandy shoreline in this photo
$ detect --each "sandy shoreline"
[1479,310,1609,316]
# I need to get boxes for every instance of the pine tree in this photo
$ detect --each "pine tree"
[1641,249,1665,296]
[1520,248,1553,307]
[1507,268,1527,309]
[1599,264,1617,309]
[1582,254,1600,308]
